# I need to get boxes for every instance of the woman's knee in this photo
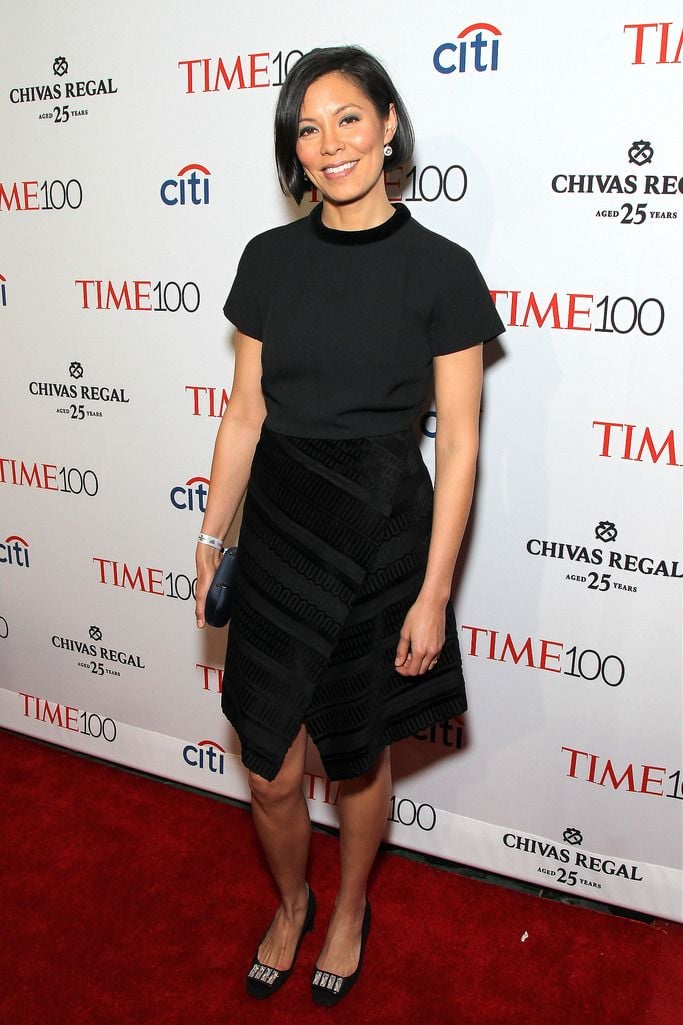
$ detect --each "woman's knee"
[249,725,308,805]
[248,763,303,806]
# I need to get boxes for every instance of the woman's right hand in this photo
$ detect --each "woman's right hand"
[194,543,222,629]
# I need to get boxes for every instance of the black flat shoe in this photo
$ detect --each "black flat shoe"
[311,901,371,1006]
[246,887,316,999]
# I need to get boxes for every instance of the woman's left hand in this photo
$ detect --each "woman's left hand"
[394,597,447,676]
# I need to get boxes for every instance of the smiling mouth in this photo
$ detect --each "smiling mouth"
[322,160,358,178]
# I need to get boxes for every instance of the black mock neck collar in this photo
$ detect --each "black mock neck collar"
[309,203,411,245]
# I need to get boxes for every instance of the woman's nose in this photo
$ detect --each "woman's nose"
[319,126,343,155]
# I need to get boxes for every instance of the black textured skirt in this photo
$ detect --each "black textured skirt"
[221,426,467,781]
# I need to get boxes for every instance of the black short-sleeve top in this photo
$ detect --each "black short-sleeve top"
[224,203,503,439]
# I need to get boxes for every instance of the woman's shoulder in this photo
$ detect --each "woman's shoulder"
[404,213,476,267]
[239,215,311,260]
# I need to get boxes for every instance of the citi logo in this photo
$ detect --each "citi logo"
[170,475,209,512]
[414,717,464,749]
[624,22,683,64]
[433,22,502,74]
[160,163,211,206]
[0,535,30,568]
[183,739,226,774]
[0,273,6,306]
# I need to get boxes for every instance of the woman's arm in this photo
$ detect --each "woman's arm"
[394,343,483,676]
[194,332,266,628]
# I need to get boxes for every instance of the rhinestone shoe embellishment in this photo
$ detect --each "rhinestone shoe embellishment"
[312,970,343,992]
[248,962,280,984]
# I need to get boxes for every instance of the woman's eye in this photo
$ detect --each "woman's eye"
[340,115,359,125]
[298,126,316,137]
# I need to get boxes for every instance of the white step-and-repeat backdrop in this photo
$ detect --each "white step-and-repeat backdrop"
[2,1,681,921]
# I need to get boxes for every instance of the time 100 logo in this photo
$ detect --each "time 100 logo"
[310,163,467,205]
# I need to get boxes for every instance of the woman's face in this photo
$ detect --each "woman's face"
[296,72,396,208]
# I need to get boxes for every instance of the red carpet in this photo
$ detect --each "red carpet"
[1,728,681,1025]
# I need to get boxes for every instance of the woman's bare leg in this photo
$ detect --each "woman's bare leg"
[247,725,311,970]
[315,748,392,976]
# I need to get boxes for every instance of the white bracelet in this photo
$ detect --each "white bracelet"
[197,533,224,551]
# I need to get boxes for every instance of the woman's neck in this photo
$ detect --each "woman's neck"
[319,191,395,232]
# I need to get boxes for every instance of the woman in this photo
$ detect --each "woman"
[195,46,503,1005]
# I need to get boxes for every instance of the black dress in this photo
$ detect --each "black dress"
[221,204,504,781]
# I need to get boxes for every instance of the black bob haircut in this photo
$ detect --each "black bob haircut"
[274,45,415,205]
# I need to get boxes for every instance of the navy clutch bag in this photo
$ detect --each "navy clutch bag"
[204,546,238,628]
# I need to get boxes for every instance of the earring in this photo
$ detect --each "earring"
[384,144,393,157]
